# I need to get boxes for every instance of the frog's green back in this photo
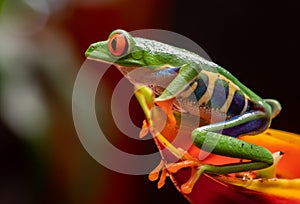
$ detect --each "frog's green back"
[134,37,219,71]
[133,37,263,103]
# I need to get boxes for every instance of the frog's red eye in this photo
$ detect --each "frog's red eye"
[108,33,129,57]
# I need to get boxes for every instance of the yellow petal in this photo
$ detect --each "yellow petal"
[240,129,300,178]
[216,175,300,200]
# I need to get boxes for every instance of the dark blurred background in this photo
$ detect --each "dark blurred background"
[0,0,299,203]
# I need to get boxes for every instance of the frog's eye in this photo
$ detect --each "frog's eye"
[108,33,129,57]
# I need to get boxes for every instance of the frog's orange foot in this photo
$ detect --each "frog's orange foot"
[166,161,202,194]
[148,160,169,189]
[166,149,202,194]
[149,149,203,193]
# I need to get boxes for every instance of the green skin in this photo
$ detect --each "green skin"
[85,29,282,177]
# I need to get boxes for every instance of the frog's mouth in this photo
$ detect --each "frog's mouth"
[87,56,178,86]
[86,56,135,75]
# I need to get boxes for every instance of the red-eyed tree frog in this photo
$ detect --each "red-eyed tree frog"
[85,29,282,194]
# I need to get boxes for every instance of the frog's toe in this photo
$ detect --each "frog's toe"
[139,120,149,138]
[148,160,170,189]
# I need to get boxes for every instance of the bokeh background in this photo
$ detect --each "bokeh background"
[0,0,299,203]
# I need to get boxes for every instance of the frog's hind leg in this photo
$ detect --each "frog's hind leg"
[168,110,275,194]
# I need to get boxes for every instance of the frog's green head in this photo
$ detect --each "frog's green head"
[85,29,147,67]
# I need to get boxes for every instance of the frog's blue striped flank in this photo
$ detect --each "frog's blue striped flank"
[140,67,257,133]
[181,70,250,118]
[227,90,249,116]
[193,73,208,101]
[208,78,229,109]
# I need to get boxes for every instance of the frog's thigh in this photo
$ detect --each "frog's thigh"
[191,110,273,164]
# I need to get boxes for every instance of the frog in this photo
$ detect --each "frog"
[85,29,282,194]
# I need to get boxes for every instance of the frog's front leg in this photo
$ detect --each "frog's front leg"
[135,85,203,189]
[154,63,202,126]
[155,64,202,101]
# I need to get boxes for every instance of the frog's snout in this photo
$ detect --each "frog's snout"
[85,43,96,57]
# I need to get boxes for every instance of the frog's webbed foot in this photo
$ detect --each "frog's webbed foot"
[166,148,203,194]
[148,160,169,189]
[149,148,203,194]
